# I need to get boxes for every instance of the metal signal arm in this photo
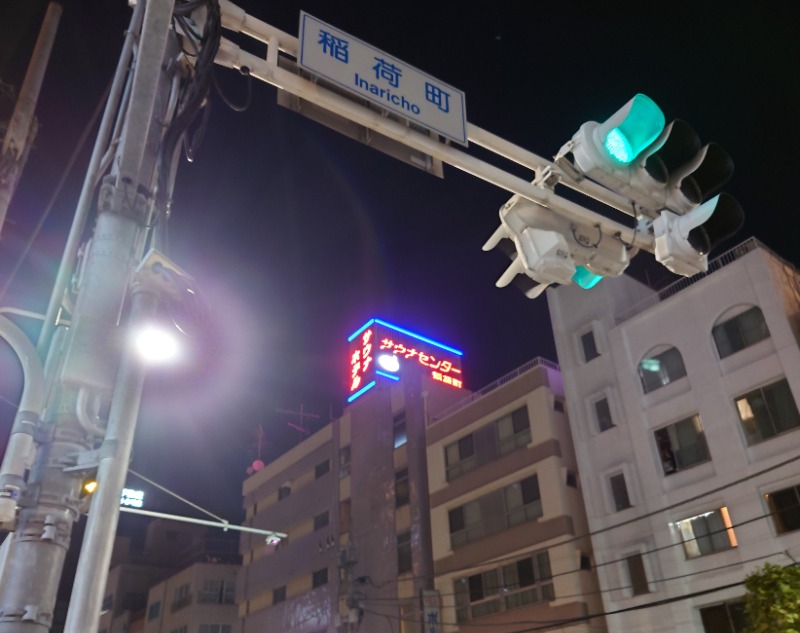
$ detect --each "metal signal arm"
[215,0,656,254]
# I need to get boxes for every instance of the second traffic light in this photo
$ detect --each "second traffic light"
[483,195,635,299]
[564,94,744,275]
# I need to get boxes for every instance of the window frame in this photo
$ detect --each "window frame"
[735,378,800,445]
[312,567,328,588]
[609,472,632,512]
[638,345,687,394]
[766,484,800,534]
[495,406,531,456]
[675,507,737,559]
[712,305,770,360]
[653,414,711,475]
[445,433,477,481]
[455,551,553,622]
[395,468,410,507]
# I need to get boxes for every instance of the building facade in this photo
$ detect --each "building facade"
[238,318,607,632]
[237,319,468,633]
[427,358,606,633]
[547,238,800,631]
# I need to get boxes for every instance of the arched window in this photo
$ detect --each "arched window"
[638,345,687,394]
[712,305,770,359]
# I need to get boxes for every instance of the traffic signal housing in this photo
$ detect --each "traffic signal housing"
[483,195,635,298]
[564,94,744,275]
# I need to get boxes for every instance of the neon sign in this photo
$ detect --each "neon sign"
[347,318,464,402]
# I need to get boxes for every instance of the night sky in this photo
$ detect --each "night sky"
[1,0,798,522]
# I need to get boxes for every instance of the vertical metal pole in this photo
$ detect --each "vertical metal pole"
[63,288,158,633]
[0,2,62,234]
[0,2,174,630]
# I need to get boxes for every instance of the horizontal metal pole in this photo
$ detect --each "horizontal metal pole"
[119,506,287,539]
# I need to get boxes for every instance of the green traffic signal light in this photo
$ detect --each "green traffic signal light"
[601,94,665,164]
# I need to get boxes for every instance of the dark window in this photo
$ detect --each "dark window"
[699,601,747,633]
[397,531,412,574]
[610,473,631,511]
[654,415,710,475]
[735,378,800,445]
[313,511,329,531]
[766,485,800,534]
[638,346,687,394]
[496,407,531,456]
[445,434,476,481]
[594,397,614,432]
[339,499,352,533]
[713,306,770,359]
[625,554,650,596]
[580,330,600,362]
[580,553,592,571]
[101,594,113,613]
[393,411,407,448]
[395,468,409,507]
[147,601,161,621]
[554,398,565,413]
[676,507,736,558]
[566,471,578,488]
[278,484,291,500]
[339,446,351,478]
[312,567,328,588]
[272,585,286,604]
[315,460,330,479]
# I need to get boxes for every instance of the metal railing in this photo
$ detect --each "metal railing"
[430,356,559,423]
[613,238,796,324]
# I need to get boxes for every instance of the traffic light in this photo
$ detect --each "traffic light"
[564,94,744,276]
[483,195,634,298]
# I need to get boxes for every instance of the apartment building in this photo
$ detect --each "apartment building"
[547,238,800,632]
[427,358,606,633]
[237,317,606,632]
[237,318,467,632]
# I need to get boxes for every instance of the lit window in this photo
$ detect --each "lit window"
[609,473,631,511]
[712,306,769,359]
[675,507,737,558]
[735,378,800,445]
[654,415,710,475]
[638,346,687,394]
[766,485,800,534]
[393,411,407,448]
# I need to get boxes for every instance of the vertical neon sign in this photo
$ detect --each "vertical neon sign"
[346,318,464,403]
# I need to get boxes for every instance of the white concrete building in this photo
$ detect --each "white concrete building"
[547,238,800,632]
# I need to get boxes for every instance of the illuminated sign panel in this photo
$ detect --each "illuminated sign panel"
[347,318,464,402]
[120,488,144,508]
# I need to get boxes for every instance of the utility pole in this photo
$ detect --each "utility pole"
[0,2,62,234]
[0,1,190,630]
